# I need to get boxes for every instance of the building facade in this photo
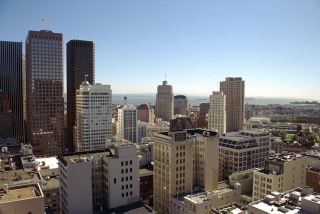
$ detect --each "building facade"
[219,129,270,181]
[153,129,219,214]
[137,104,155,123]
[25,30,65,156]
[73,81,112,152]
[208,91,226,136]
[174,95,189,115]
[0,41,24,142]
[155,80,174,122]
[66,40,95,152]
[220,77,245,132]
[117,104,137,143]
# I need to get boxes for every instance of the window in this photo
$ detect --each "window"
[114,178,116,184]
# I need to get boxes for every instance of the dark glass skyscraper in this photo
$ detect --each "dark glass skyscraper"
[26,30,65,156]
[0,41,24,141]
[66,40,94,152]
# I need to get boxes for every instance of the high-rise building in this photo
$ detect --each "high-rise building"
[0,41,24,142]
[74,81,112,152]
[208,91,226,135]
[174,95,189,115]
[117,104,137,143]
[66,40,95,152]
[220,77,245,132]
[153,129,219,214]
[155,80,174,122]
[25,30,65,156]
[137,104,155,123]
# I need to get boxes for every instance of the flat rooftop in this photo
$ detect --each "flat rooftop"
[0,183,43,203]
[59,149,112,165]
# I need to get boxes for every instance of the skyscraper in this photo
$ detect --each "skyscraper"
[155,80,174,122]
[174,95,189,115]
[208,91,226,136]
[74,81,112,152]
[0,41,24,142]
[25,30,64,156]
[66,40,95,152]
[220,77,245,132]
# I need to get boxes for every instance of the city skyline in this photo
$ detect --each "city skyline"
[0,0,319,98]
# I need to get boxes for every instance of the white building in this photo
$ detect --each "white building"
[74,81,112,152]
[208,91,226,136]
[137,121,147,143]
[252,152,306,201]
[117,104,137,143]
[155,80,174,122]
[248,187,318,214]
[58,143,139,214]
[219,129,270,181]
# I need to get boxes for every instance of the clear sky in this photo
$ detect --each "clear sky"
[0,0,319,98]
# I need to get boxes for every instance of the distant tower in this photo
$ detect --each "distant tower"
[74,81,112,152]
[25,30,65,156]
[117,104,137,143]
[67,40,95,152]
[0,41,24,142]
[220,77,245,132]
[155,80,174,121]
[208,91,226,135]
[174,95,189,115]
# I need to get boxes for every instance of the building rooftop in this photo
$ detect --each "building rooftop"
[0,183,43,203]
[58,148,112,165]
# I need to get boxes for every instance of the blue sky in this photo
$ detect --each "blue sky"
[0,0,319,98]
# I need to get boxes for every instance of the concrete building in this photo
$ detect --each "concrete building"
[0,41,24,142]
[58,143,139,214]
[153,129,219,214]
[25,30,65,156]
[270,137,284,153]
[0,183,44,214]
[117,104,137,143]
[219,129,270,181]
[146,121,170,137]
[174,95,189,115]
[248,187,319,214]
[137,104,155,124]
[155,80,174,122]
[139,168,153,205]
[170,183,242,214]
[74,81,112,152]
[208,91,226,136]
[220,77,245,132]
[137,121,147,143]
[252,152,306,201]
[66,40,95,152]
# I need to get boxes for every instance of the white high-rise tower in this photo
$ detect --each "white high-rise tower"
[117,104,137,143]
[208,91,226,135]
[74,81,112,151]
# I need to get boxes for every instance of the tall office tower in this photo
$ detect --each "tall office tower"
[66,40,95,152]
[153,129,219,214]
[174,95,189,115]
[0,41,24,142]
[25,30,64,156]
[155,80,174,122]
[117,104,137,143]
[208,91,226,136]
[137,104,155,123]
[74,81,112,152]
[199,102,210,116]
[58,142,139,213]
[0,91,12,138]
[220,77,245,132]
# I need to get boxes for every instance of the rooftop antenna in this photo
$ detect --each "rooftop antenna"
[85,74,88,81]
[165,74,166,81]
[77,36,81,39]
[41,19,47,29]
[217,81,218,91]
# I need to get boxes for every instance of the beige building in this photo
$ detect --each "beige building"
[208,91,226,136]
[0,183,44,214]
[219,129,270,181]
[155,80,174,122]
[137,104,155,123]
[220,77,245,132]
[170,183,241,214]
[153,129,219,214]
[252,152,306,201]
